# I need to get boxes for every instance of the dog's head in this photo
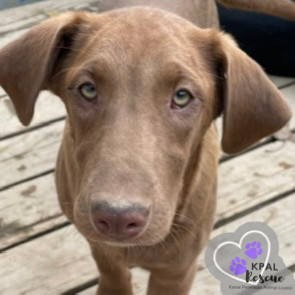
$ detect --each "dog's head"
[0,9,291,246]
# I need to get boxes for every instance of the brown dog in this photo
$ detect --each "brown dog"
[0,1,293,294]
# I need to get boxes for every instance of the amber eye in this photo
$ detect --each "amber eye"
[79,83,97,101]
[172,90,193,108]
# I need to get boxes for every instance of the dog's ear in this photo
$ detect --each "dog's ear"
[212,32,292,154]
[0,13,86,126]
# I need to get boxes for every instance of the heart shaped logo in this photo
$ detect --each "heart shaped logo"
[213,230,271,285]
[205,222,295,295]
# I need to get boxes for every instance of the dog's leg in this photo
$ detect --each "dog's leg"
[147,262,197,295]
[90,245,133,295]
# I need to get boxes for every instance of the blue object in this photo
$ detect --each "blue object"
[0,0,46,11]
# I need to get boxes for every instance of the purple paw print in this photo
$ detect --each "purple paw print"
[230,257,247,276]
[245,241,263,259]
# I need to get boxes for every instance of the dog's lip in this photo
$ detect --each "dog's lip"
[103,240,138,247]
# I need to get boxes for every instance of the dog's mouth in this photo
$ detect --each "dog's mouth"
[85,222,172,248]
[102,240,145,248]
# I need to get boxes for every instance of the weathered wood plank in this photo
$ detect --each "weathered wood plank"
[0,0,99,27]
[0,91,65,139]
[0,173,67,251]
[0,28,30,48]
[281,84,295,129]
[217,141,295,221]
[269,75,295,88]
[0,14,46,36]
[0,120,63,188]
[0,1,100,48]
[0,224,96,295]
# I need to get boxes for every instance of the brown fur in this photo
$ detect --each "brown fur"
[217,0,295,21]
[0,1,292,294]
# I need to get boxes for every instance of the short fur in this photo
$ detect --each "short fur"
[0,1,292,294]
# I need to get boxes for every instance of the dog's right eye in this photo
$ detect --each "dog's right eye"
[79,83,97,101]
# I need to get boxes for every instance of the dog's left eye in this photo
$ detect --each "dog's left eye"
[79,83,97,101]
[171,90,193,108]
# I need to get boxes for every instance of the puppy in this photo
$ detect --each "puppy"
[0,1,292,294]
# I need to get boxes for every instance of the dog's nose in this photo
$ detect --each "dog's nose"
[91,201,149,240]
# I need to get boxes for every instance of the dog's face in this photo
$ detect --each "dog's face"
[60,10,217,246]
[0,9,291,247]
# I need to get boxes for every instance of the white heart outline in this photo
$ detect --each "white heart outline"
[213,230,271,285]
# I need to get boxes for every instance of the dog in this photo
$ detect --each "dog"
[0,1,293,294]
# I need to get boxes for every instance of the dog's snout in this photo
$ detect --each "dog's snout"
[91,201,149,240]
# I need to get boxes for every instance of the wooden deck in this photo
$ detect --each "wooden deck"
[0,1,294,294]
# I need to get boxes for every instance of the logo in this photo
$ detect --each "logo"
[205,222,295,294]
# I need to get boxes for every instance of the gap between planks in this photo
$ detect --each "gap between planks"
[0,90,66,139]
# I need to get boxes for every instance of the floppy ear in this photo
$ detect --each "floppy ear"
[0,12,86,126]
[214,33,292,154]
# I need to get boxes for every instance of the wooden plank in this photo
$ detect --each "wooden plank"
[0,0,46,11]
[0,0,99,27]
[0,14,46,36]
[217,141,295,221]
[280,84,295,129]
[269,75,295,88]
[0,224,97,295]
[0,28,30,59]
[0,1,99,48]
[0,87,6,97]
[0,120,63,188]
[0,174,67,251]
[0,91,65,138]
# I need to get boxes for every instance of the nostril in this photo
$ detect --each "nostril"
[127,223,137,229]
[126,222,141,232]
[124,221,144,236]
